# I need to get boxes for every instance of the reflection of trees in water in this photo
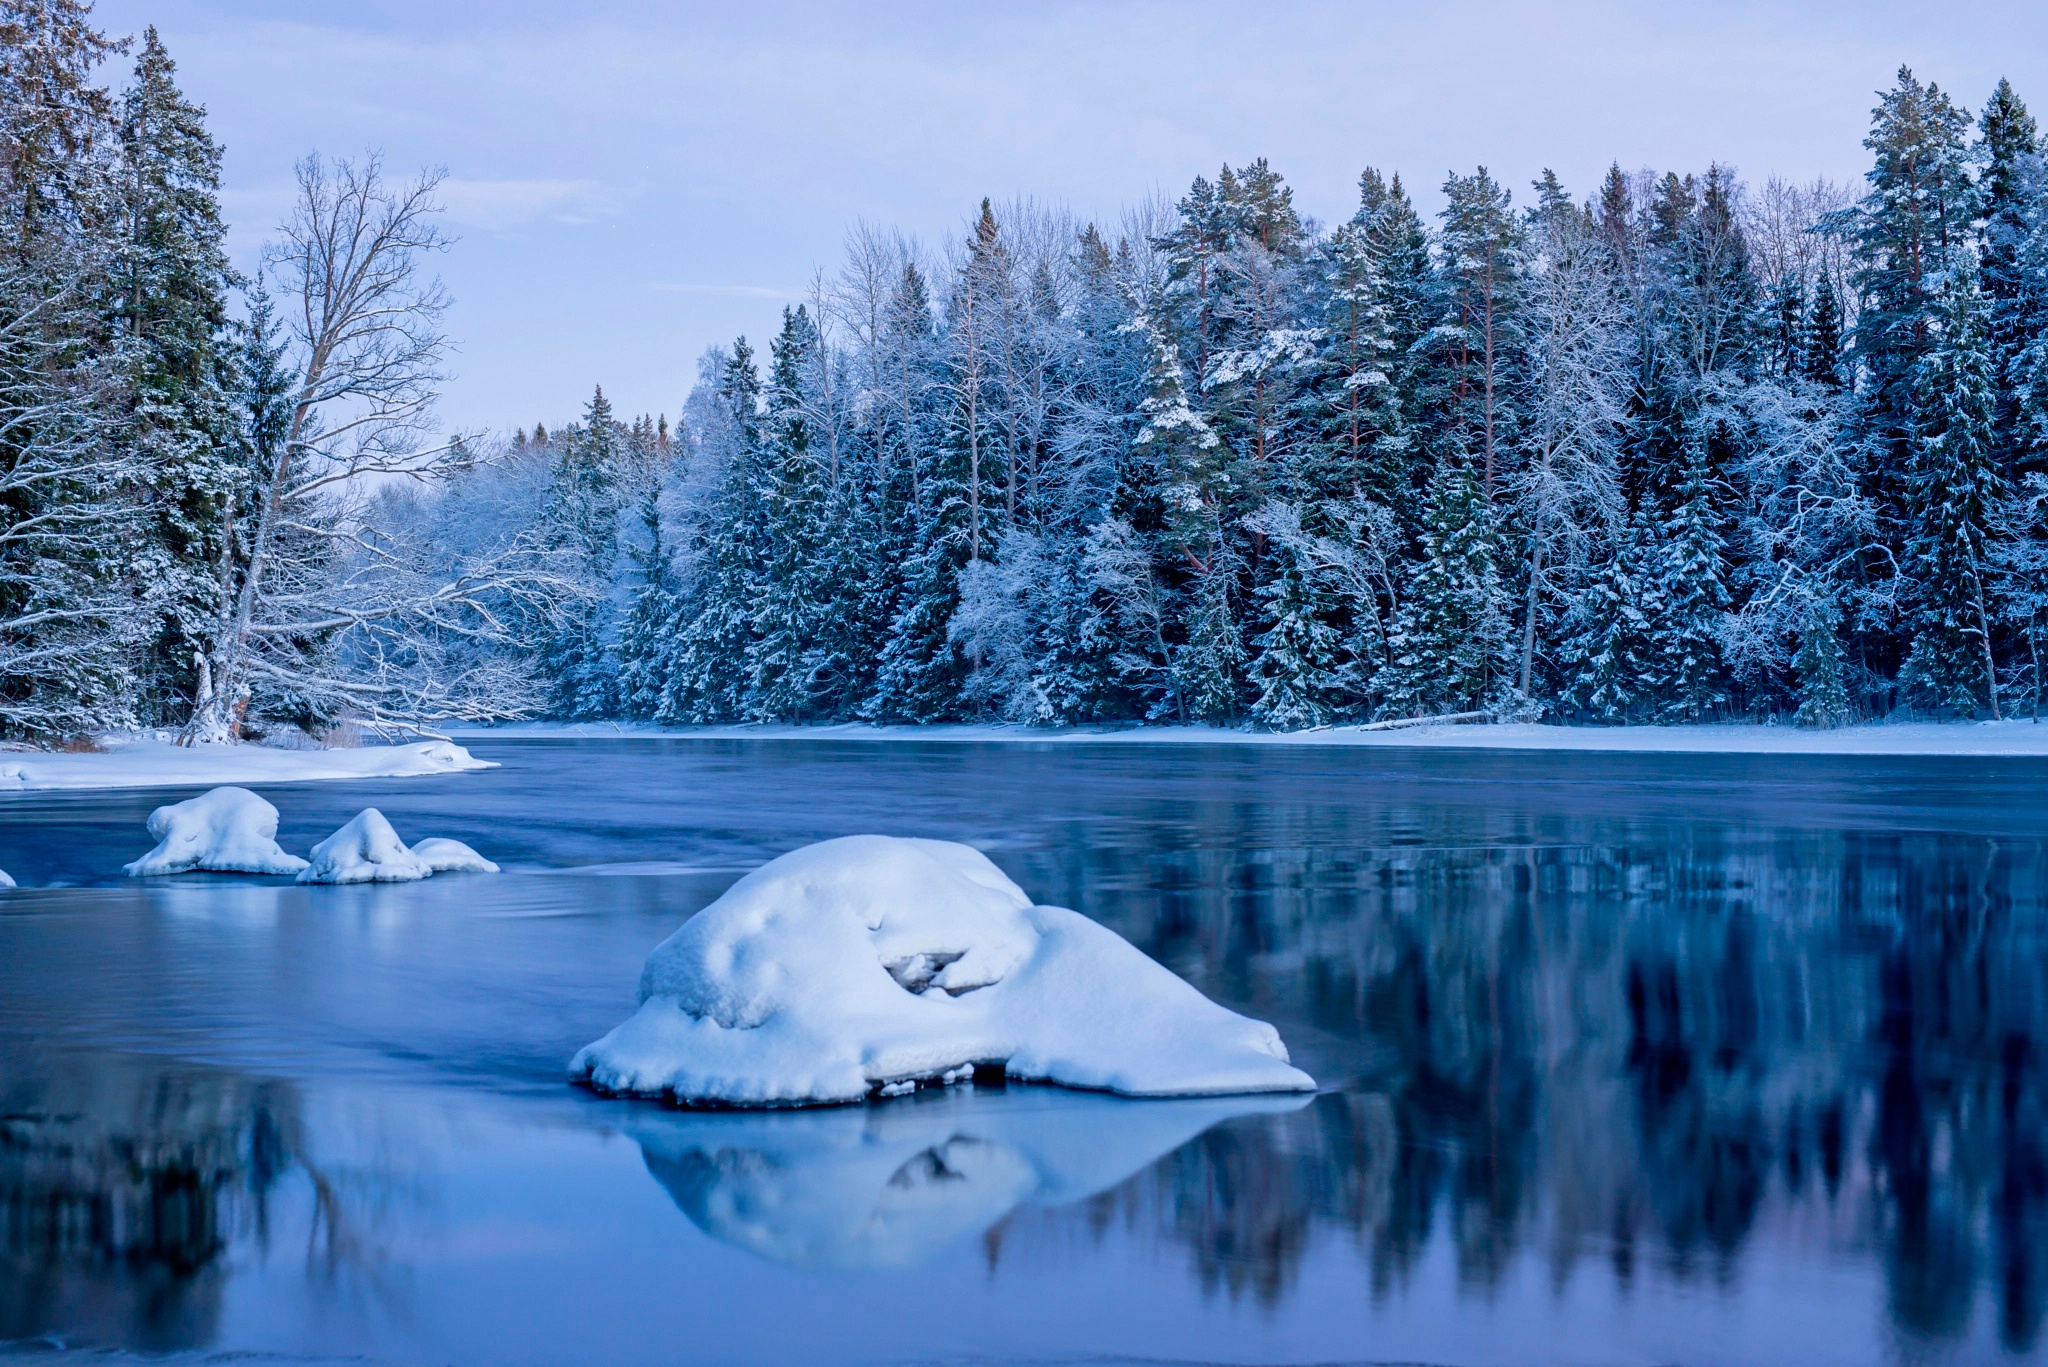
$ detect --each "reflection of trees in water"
[1006,823,2048,1351]
[0,1058,375,1352]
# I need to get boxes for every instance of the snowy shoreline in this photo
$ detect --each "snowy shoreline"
[447,717,2048,758]
[0,738,494,793]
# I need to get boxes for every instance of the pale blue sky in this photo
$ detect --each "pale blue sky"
[90,0,2048,434]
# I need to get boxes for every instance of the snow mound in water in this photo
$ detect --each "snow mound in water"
[297,809,501,883]
[0,867,13,889]
[409,836,499,873]
[571,835,1315,1106]
[298,808,429,884]
[123,786,310,877]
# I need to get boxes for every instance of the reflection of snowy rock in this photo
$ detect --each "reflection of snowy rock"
[631,1086,1309,1269]
[123,786,309,877]
[298,809,428,884]
[409,837,499,874]
[297,809,500,883]
[573,835,1315,1105]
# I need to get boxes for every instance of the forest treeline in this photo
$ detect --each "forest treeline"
[6,0,2048,737]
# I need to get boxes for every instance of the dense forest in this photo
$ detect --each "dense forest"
[6,0,2048,738]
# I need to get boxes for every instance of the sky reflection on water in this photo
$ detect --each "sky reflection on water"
[1,737,2046,1365]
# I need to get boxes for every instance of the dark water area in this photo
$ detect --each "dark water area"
[2,737,2047,1365]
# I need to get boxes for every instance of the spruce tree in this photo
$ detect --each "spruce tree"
[658,341,766,722]
[113,28,240,722]
[1794,593,1854,727]
[1900,264,2005,715]
[1558,511,1660,723]
[1375,457,1506,716]
[747,306,831,721]
[1247,553,1342,729]
[541,386,627,717]
[1650,450,1732,720]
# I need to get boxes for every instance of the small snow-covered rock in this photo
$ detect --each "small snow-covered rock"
[409,837,499,874]
[123,786,310,877]
[572,835,1315,1106]
[297,808,429,884]
[0,867,14,889]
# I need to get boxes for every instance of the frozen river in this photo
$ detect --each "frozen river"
[3,735,2047,1365]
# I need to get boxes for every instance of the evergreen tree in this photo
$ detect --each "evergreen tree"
[1804,274,1845,386]
[747,306,831,720]
[1900,265,2004,715]
[113,28,240,722]
[1246,550,1342,729]
[1649,450,1732,719]
[1794,592,1854,727]
[658,341,766,722]
[540,386,627,717]
[1850,68,1977,502]
[1376,457,1506,715]
[1422,169,1526,500]
[1558,511,1660,722]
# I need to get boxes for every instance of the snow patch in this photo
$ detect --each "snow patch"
[297,809,500,884]
[572,835,1315,1106]
[298,809,429,884]
[0,737,494,792]
[123,787,309,877]
[409,836,500,874]
[0,867,13,889]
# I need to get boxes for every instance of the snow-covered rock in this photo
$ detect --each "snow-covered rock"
[572,835,1315,1106]
[409,836,499,874]
[296,810,500,883]
[0,867,14,889]
[632,1086,1311,1269]
[297,808,430,884]
[123,786,310,877]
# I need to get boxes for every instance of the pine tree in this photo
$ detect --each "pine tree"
[1900,264,2005,716]
[1423,169,1526,501]
[1375,457,1505,716]
[1850,68,1978,505]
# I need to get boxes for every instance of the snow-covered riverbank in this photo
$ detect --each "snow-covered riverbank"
[449,718,2048,758]
[0,738,493,792]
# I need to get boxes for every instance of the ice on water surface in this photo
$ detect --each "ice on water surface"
[123,785,310,877]
[572,834,1316,1106]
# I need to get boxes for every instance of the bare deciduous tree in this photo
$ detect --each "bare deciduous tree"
[186,154,577,741]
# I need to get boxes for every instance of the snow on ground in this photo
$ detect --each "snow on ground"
[572,835,1315,1107]
[0,737,493,792]
[123,786,308,877]
[456,717,2048,757]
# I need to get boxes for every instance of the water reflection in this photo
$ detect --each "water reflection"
[994,823,2048,1352]
[0,1057,295,1351]
[630,1086,1311,1270]
[4,742,2048,1363]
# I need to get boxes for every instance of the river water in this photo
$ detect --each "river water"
[2,736,2046,1365]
